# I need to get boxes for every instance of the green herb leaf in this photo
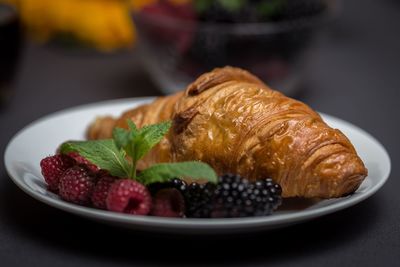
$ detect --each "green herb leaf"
[132,121,172,162]
[137,161,218,185]
[112,127,130,150]
[127,120,138,135]
[60,140,131,178]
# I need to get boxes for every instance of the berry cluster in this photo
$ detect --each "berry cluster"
[148,175,282,218]
[40,154,152,215]
[41,154,282,218]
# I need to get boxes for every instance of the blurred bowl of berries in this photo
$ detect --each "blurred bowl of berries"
[133,0,339,95]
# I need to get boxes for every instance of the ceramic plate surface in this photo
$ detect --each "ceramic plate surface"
[4,97,391,234]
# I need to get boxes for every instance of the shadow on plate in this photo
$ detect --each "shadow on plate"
[0,175,381,266]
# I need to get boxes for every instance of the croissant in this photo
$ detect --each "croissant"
[88,67,367,198]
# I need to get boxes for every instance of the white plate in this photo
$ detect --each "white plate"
[4,97,391,234]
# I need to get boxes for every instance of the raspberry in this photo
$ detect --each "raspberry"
[40,154,75,192]
[106,179,152,215]
[151,188,185,217]
[67,152,99,173]
[91,175,117,209]
[95,169,110,178]
[58,166,96,205]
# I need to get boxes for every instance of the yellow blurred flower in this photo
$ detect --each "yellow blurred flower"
[1,0,136,52]
[0,0,193,51]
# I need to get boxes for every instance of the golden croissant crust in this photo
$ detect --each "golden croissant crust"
[88,67,367,198]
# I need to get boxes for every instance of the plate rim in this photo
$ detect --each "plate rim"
[4,97,392,231]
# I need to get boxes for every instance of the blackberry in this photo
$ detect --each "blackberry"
[147,178,187,195]
[184,174,282,218]
[169,178,188,192]
[147,179,214,217]
[212,175,282,218]
[183,182,216,218]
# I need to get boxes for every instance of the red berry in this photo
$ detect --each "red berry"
[151,188,185,217]
[40,154,75,192]
[106,179,152,215]
[96,169,110,178]
[58,166,96,205]
[67,152,99,173]
[91,176,117,209]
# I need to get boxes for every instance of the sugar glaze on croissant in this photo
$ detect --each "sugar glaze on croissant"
[88,67,367,198]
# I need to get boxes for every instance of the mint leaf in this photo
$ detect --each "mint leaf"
[127,120,138,134]
[137,161,218,185]
[132,121,171,162]
[60,140,131,178]
[109,120,172,179]
[113,120,140,160]
[112,127,130,150]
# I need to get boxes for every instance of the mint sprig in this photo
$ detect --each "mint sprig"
[129,121,171,166]
[112,120,171,178]
[60,120,217,184]
[60,139,131,178]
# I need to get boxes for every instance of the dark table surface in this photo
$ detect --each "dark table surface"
[1,0,399,266]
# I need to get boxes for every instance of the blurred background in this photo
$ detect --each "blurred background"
[0,0,398,99]
[0,0,342,98]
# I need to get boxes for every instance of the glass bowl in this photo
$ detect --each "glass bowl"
[133,1,338,95]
